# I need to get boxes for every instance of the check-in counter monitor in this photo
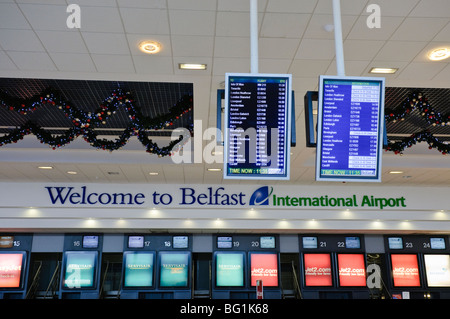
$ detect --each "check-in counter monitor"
[120,234,192,299]
[59,234,102,299]
[0,234,32,299]
[299,234,369,299]
[385,235,450,299]
[212,235,281,299]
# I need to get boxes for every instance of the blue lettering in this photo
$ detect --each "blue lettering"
[179,187,246,206]
[134,193,145,205]
[87,193,98,204]
[46,187,74,204]
[180,188,196,205]
[45,186,146,205]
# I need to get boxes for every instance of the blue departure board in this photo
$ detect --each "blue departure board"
[224,73,291,180]
[316,75,385,182]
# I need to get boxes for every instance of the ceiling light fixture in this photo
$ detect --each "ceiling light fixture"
[139,41,161,54]
[369,67,398,74]
[67,171,77,175]
[179,63,207,70]
[428,48,450,61]
[38,166,53,170]
[149,172,159,176]
[207,168,222,172]
[389,171,404,174]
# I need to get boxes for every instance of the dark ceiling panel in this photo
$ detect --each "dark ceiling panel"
[385,87,450,141]
[0,78,193,136]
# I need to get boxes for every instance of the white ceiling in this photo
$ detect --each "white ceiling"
[0,0,449,187]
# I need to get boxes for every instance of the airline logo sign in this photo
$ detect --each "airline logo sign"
[44,185,407,210]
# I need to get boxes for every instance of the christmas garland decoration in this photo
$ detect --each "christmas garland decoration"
[385,91,450,126]
[384,91,450,155]
[0,87,193,157]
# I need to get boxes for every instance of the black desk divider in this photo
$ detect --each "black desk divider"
[120,234,192,299]
[59,234,103,299]
[0,234,32,299]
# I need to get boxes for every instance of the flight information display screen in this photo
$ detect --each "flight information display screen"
[316,76,385,182]
[224,73,291,180]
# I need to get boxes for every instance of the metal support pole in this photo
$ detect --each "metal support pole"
[250,0,258,74]
[332,0,345,76]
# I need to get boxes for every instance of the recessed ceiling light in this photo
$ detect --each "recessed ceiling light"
[138,41,161,54]
[179,63,207,70]
[38,166,53,170]
[67,171,77,175]
[149,172,159,176]
[389,171,404,174]
[207,168,222,172]
[428,48,450,61]
[369,67,398,74]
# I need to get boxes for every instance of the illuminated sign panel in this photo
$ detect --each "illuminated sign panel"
[303,253,332,287]
[63,251,97,289]
[337,254,366,287]
[123,252,154,288]
[224,73,291,180]
[0,253,24,288]
[424,254,450,287]
[316,75,385,182]
[216,252,245,287]
[390,254,420,287]
[250,253,279,287]
[159,252,190,288]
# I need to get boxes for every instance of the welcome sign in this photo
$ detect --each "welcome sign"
[1,182,448,212]
[43,184,408,210]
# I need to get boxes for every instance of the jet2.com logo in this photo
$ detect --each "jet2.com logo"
[249,186,273,206]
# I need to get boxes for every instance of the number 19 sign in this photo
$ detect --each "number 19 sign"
[316,75,385,182]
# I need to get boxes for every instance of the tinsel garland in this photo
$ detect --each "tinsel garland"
[384,91,450,155]
[385,130,449,155]
[385,91,450,126]
[0,87,193,157]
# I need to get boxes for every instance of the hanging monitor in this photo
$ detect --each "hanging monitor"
[316,75,385,182]
[224,73,292,180]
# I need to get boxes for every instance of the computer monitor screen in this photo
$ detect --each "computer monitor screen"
[173,236,189,249]
[128,236,144,248]
[260,236,276,249]
[217,237,233,249]
[82,235,98,249]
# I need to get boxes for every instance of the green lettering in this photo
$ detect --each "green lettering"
[361,195,372,207]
